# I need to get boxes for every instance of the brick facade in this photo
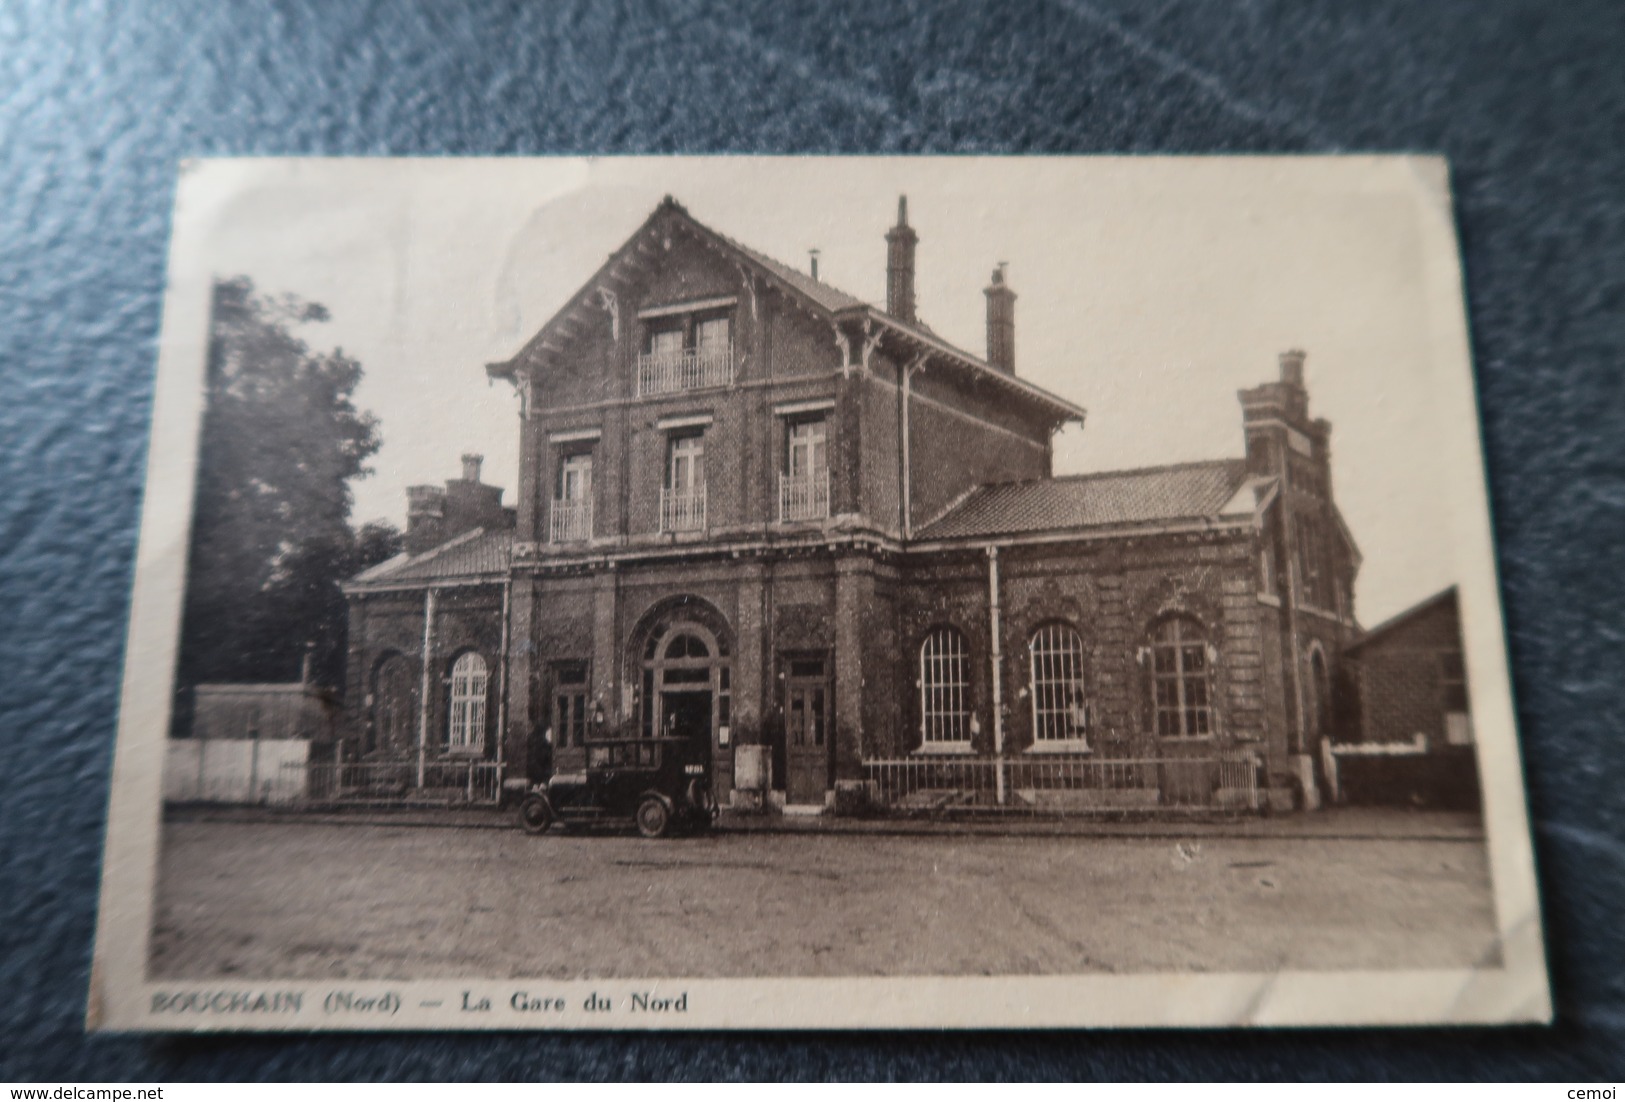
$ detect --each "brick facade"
[343,196,1373,812]
[1337,588,1480,808]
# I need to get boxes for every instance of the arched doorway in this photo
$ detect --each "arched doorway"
[639,622,730,771]
[627,596,735,800]
[371,653,417,759]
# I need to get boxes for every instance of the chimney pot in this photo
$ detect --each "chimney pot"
[461,453,483,483]
[809,248,820,281]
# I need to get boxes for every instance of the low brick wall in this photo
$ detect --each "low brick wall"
[1336,749,1480,811]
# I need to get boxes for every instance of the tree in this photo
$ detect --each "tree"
[174,276,388,715]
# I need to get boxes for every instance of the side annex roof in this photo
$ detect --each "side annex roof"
[1344,586,1458,655]
[343,528,514,591]
[914,459,1254,542]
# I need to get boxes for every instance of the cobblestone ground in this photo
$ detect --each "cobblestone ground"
[148,819,1500,980]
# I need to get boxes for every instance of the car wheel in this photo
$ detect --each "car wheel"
[635,796,671,839]
[519,794,555,835]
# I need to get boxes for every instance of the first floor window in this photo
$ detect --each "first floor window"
[1029,623,1087,743]
[448,652,488,751]
[920,627,970,745]
[668,432,705,493]
[1151,617,1212,738]
[559,451,593,501]
[662,432,707,532]
[787,418,827,478]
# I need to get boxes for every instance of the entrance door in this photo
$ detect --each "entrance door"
[784,659,830,805]
[372,655,418,758]
[661,690,713,766]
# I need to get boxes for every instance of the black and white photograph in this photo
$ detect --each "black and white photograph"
[90,156,1548,1030]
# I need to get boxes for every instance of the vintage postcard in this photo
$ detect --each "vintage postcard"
[90,156,1549,1031]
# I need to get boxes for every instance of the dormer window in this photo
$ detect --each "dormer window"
[649,326,683,359]
[696,315,730,356]
[636,299,737,397]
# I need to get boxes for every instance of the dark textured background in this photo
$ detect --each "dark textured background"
[2,0,1622,1081]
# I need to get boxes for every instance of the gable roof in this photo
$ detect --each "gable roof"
[486,197,1085,425]
[715,228,868,314]
[1345,586,1459,654]
[345,528,513,591]
[915,459,1254,542]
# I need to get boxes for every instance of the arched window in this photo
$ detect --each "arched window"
[664,632,710,660]
[1029,623,1087,744]
[919,627,970,746]
[1151,617,1213,738]
[448,652,488,751]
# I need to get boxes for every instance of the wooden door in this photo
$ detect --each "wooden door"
[784,659,830,805]
[372,655,418,759]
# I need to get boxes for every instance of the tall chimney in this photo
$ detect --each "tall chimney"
[405,485,446,554]
[460,453,483,483]
[1278,349,1306,387]
[809,248,820,281]
[984,263,1016,374]
[885,196,918,323]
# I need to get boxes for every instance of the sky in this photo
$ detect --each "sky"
[176,156,1481,626]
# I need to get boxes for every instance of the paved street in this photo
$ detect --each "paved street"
[149,816,1500,980]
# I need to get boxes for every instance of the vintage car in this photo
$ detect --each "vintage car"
[518,735,717,838]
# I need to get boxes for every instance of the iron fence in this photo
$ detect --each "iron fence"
[284,759,504,806]
[861,753,1261,815]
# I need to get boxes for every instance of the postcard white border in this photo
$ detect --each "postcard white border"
[89,155,1550,1032]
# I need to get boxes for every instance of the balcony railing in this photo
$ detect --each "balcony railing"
[659,487,706,533]
[549,499,592,543]
[778,469,831,521]
[636,343,734,397]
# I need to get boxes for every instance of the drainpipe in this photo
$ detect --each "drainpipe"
[900,356,926,539]
[418,587,437,789]
[987,545,1007,806]
[1285,548,1308,756]
[495,576,512,789]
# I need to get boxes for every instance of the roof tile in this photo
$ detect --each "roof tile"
[351,529,513,586]
[714,230,869,314]
[916,460,1251,541]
